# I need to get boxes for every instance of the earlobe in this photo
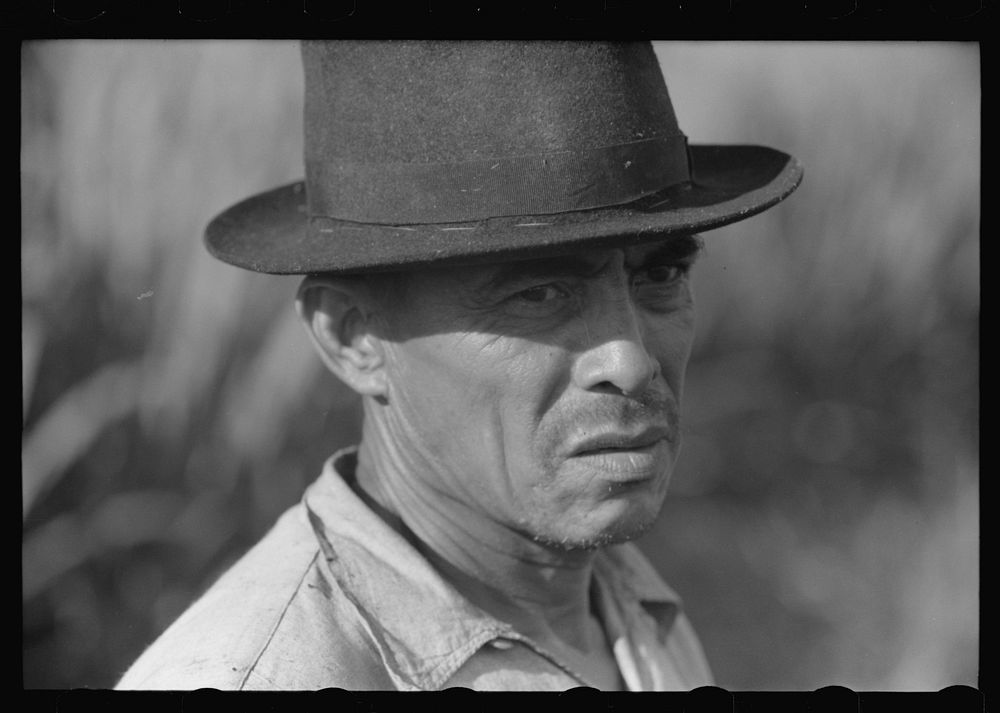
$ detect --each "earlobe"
[296,277,389,399]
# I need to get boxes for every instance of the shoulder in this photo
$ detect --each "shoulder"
[116,504,393,691]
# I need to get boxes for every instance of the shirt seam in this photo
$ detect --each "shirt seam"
[472,631,593,689]
[420,627,514,690]
[236,547,323,690]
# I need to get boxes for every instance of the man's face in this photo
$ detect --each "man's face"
[377,236,700,550]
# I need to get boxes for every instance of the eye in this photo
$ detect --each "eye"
[641,263,688,285]
[633,262,693,312]
[513,284,569,304]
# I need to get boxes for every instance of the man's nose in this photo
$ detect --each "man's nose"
[571,296,659,397]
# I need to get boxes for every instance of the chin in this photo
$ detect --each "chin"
[530,503,662,552]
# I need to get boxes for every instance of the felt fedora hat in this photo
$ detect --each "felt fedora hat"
[205,41,803,275]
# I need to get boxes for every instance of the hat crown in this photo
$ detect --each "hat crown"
[302,40,682,165]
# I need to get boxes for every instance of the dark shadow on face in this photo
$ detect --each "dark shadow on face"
[364,234,704,348]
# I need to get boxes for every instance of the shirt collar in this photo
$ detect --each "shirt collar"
[593,537,682,641]
[304,447,683,690]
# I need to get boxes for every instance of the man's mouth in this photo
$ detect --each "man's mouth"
[569,425,671,457]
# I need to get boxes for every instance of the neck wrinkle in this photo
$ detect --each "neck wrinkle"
[353,396,599,650]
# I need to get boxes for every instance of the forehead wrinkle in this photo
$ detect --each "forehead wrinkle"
[481,233,705,290]
[431,233,705,307]
[477,254,610,296]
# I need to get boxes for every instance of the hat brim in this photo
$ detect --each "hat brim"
[205,144,803,275]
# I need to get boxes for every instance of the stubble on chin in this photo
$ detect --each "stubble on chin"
[527,505,663,553]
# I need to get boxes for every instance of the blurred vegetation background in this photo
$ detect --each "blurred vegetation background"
[21,41,978,690]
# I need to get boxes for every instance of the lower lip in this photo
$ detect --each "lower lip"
[570,440,669,481]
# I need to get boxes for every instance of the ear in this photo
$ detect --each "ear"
[296,275,389,399]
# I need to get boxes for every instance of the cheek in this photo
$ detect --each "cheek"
[458,339,577,478]
[385,338,481,441]
[481,343,576,463]
[646,307,696,389]
[393,333,568,432]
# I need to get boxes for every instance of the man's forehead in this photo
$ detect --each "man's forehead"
[447,234,703,288]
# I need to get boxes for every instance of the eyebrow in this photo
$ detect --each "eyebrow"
[478,233,704,293]
[634,233,704,268]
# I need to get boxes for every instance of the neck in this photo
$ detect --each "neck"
[353,399,600,651]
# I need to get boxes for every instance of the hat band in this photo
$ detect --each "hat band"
[305,135,690,225]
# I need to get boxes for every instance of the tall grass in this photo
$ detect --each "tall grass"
[21,41,978,689]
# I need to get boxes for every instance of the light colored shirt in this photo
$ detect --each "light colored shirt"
[117,448,714,691]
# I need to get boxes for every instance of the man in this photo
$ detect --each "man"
[117,40,801,691]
